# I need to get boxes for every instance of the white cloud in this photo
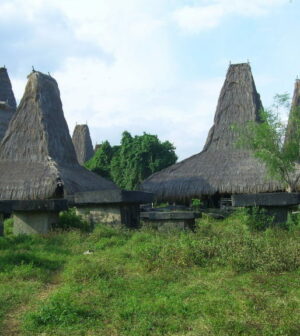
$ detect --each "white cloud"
[172,0,287,33]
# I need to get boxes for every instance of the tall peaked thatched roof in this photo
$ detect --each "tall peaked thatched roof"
[141,63,282,201]
[0,67,16,141]
[285,79,300,146]
[72,124,94,165]
[0,71,118,200]
[0,67,16,109]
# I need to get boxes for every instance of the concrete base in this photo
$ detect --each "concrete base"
[13,211,59,235]
[76,205,122,227]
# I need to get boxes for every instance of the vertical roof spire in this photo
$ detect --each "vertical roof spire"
[203,63,263,151]
[72,124,95,165]
[285,79,300,147]
[0,67,17,110]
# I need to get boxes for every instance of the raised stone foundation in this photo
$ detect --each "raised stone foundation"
[13,211,59,235]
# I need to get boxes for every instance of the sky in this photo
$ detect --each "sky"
[1,0,299,160]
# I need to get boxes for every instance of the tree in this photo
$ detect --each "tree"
[235,94,300,192]
[85,131,178,190]
[84,141,115,179]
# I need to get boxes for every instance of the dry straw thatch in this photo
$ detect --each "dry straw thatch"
[285,79,300,146]
[0,71,118,200]
[72,124,94,165]
[0,67,16,141]
[141,63,282,201]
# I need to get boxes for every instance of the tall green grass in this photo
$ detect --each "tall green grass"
[0,212,299,335]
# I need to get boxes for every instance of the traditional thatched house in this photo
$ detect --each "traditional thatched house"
[72,124,94,165]
[0,71,117,201]
[0,67,16,140]
[141,63,282,203]
[0,71,152,233]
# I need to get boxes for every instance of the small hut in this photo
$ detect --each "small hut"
[0,71,117,201]
[141,63,282,203]
[0,67,16,140]
[72,124,94,165]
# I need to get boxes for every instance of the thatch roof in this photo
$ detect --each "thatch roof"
[285,79,300,146]
[0,71,118,200]
[72,124,94,165]
[0,67,16,110]
[0,67,16,141]
[141,63,282,201]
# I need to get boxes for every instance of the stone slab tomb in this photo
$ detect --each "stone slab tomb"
[0,200,68,235]
[140,211,201,231]
[232,193,300,223]
[72,190,154,228]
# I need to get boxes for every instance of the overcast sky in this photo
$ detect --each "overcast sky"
[1,0,299,160]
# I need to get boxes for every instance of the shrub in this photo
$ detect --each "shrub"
[191,198,202,211]
[4,218,13,236]
[245,207,274,231]
[56,208,91,232]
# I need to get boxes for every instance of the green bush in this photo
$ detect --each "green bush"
[191,198,202,211]
[245,207,274,231]
[56,208,91,232]
[4,218,13,236]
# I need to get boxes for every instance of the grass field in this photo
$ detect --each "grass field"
[0,211,299,336]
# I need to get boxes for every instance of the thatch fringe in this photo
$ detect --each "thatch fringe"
[141,63,282,201]
[72,124,94,165]
[0,71,118,200]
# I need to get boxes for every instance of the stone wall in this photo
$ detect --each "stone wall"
[76,205,122,226]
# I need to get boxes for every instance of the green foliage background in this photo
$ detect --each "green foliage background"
[85,131,177,189]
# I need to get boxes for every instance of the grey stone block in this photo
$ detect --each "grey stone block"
[74,190,154,205]
[232,193,300,207]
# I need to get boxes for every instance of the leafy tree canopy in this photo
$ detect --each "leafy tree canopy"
[85,131,177,190]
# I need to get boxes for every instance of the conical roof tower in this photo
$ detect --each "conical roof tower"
[0,71,118,200]
[72,124,94,165]
[0,67,17,141]
[141,63,282,201]
[285,79,300,146]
